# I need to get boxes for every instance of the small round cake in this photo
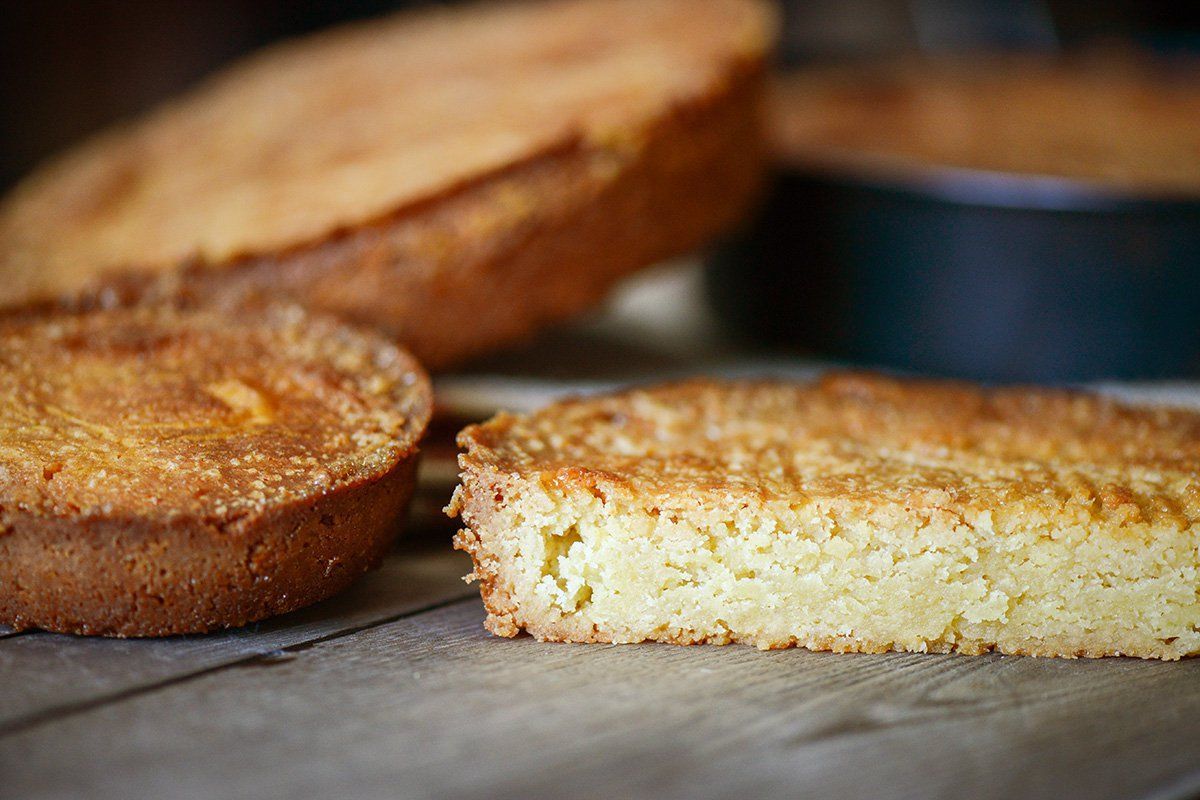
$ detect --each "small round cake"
[0,303,431,636]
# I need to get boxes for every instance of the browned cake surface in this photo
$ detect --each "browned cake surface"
[452,373,1200,659]
[0,304,431,636]
[0,0,774,369]
[462,373,1200,519]
[772,54,1200,195]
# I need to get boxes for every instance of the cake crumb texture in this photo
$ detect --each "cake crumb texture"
[451,373,1200,659]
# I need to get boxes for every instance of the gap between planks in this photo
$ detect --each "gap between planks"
[0,594,477,739]
[0,545,475,736]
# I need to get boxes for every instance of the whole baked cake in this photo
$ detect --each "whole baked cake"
[771,54,1200,196]
[0,0,775,369]
[0,304,431,636]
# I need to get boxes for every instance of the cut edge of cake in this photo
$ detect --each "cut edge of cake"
[449,377,1200,660]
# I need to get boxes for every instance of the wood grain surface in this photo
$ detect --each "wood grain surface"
[3,588,1200,800]
[0,547,474,735]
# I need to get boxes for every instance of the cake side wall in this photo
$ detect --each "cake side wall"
[454,469,1200,659]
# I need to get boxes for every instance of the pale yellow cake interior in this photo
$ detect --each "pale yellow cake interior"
[452,374,1200,659]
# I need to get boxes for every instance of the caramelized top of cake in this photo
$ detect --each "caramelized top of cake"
[772,54,1200,196]
[0,304,430,522]
[460,372,1200,527]
[0,0,773,307]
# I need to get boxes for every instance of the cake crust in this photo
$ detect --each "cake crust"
[0,304,431,636]
[0,0,774,370]
[451,373,1200,659]
[771,54,1200,196]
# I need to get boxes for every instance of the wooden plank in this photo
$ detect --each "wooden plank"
[0,545,473,732]
[3,598,1199,800]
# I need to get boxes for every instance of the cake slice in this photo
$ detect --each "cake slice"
[450,373,1200,659]
[0,303,430,636]
[0,0,774,370]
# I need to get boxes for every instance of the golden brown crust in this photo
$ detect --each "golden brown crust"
[0,304,431,636]
[450,373,1200,659]
[771,53,1200,196]
[458,372,1200,527]
[0,0,775,370]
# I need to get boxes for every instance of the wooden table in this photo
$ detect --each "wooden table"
[4,265,1200,800]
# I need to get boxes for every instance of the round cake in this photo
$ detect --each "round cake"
[0,0,775,369]
[0,303,431,636]
[771,53,1200,196]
